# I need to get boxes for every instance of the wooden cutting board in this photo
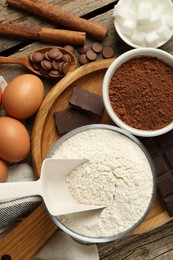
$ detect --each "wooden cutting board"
[31,58,171,233]
[0,59,171,259]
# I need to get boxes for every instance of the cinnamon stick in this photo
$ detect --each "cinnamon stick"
[0,23,86,45]
[6,0,108,40]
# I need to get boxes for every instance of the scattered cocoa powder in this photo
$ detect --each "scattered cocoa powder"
[109,57,173,130]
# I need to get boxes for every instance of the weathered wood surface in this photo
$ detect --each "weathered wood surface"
[98,219,173,260]
[0,0,173,259]
[0,0,117,51]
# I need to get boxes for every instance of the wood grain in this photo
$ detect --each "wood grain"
[98,219,173,259]
[6,0,108,40]
[0,204,57,260]
[32,58,114,176]
[0,0,118,52]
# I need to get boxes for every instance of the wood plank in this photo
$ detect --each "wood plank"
[2,0,117,19]
[0,0,118,52]
[98,219,173,259]
[0,204,57,260]
[0,9,121,88]
[0,8,172,82]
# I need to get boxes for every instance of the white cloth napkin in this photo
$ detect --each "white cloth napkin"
[0,163,42,235]
[32,230,99,260]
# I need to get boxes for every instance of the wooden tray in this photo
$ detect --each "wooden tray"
[31,58,171,234]
[1,59,170,260]
[31,58,114,176]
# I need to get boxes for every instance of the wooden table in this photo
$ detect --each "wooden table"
[0,0,173,259]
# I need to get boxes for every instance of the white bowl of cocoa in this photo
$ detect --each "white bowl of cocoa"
[102,48,173,137]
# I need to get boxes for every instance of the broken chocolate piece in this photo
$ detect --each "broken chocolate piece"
[153,155,168,177]
[69,86,104,117]
[54,108,91,134]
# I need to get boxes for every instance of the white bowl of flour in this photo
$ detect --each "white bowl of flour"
[47,124,156,243]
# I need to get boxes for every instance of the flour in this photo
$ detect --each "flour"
[52,128,154,237]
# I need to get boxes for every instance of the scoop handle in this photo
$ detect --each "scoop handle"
[0,180,42,200]
[0,56,27,66]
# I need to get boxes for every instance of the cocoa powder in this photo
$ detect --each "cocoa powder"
[109,57,173,130]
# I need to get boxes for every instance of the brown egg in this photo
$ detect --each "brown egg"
[2,74,44,119]
[0,117,30,162]
[0,159,8,182]
[0,86,2,107]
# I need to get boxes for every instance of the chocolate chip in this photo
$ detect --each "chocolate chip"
[30,47,73,78]
[39,67,49,75]
[32,63,40,71]
[44,52,52,61]
[64,45,75,53]
[30,52,44,63]
[49,70,61,77]
[91,42,103,53]
[79,54,89,65]
[102,46,114,58]
[47,48,61,59]
[62,62,70,74]
[52,60,60,70]
[86,49,97,61]
[62,54,71,63]
[77,44,89,54]
[55,51,63,61]
[58,62,64,74]
[41,60,52,70]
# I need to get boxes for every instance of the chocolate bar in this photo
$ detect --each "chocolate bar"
[140,131,173,216]
[157,173,173,198]
[69,86,104,116]
[54,108,91,134]
[163,195,173,216]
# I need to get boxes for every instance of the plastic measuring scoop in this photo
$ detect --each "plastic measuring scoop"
[0,158,105,216]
